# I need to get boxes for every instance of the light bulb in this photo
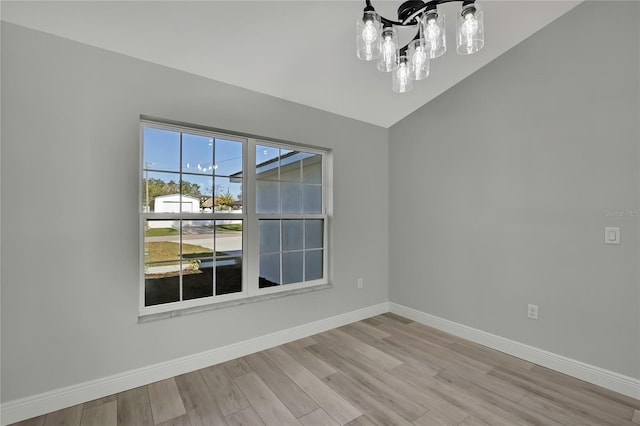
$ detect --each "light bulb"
[424,19,441,42]
[461,12,479,37]
[421,11,446,59]
[382,36,396,61]
[397,64,408,89]
[364,43,373,58]
[408,39,429,81]
[393,57,413,93]
[412,46,427,67]
[362,21,377,43]
[456,3,483,55]
[377,27,398,72]
[356,11,381,61]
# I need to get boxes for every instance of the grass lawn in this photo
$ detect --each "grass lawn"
[215,224,243,232]
[145,241,213,265]
[145,227,179,237]
[146,225,241,237]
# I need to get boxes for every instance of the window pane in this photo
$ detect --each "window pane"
[259,253,281,288]
[282,220,303,251]
[216,257,242,295]
[145,276,180,307]
[182,133,214,175]
[215,219,242,299]
[259,220,280,253]
[182,220,215,255]
[144,219,181,306]
[305,220,324,249]
[281,182,302,214]
[279,151,302,182]
[145,219,181,268]
[215,139,243,177]
[143,171,180,212]
[256,180,279,213]
[182,258,214,300]
[303,184,322,214]
[282,251,303,284]
[302,153,322,184]
[181,174,212,213]
[143,127,180,172]
[181,220,215,301]
[256,145,279,180]
[216,219,242,256]
[305,250,323,281]
[214,176,242,212]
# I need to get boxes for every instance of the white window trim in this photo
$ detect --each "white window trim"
[139,120,331,320]
[250,140,329,295]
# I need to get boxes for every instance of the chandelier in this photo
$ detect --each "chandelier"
[356,0,484,93]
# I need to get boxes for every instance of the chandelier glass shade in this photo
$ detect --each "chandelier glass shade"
[422,10,446,59]
[407,39,429,81]
[393,55,413,93]
[356,0,484,93]
[457,3,484,54]
[378,26,399,72]
[356,10,382,60]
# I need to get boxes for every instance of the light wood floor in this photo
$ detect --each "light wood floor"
[13,313,640,426]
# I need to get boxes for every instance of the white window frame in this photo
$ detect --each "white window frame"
[249,140,329,296]
[139,120,330,318]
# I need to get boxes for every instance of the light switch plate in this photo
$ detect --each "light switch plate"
[605,227,620,245]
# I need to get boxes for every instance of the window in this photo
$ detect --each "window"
[140,121,328,315]
[255,145,325,290]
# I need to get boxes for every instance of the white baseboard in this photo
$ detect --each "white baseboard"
[389,302,640,401]
[4,300,637,425]
[1,302,388,426]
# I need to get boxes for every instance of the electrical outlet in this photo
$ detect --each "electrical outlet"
[528,304,539,320]
[357,278,364,289]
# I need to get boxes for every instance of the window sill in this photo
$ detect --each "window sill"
[138,283,333,323]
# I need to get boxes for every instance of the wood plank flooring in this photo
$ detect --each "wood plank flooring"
[12,313,640,426]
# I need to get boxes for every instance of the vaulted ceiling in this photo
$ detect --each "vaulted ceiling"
[1,1,582,127]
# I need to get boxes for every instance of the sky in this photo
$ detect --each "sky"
[143,126,321,210]
[143,126,243,198]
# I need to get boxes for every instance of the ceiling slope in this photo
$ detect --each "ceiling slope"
[1,1,582,127]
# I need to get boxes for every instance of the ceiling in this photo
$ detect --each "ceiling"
[1,0,582,128]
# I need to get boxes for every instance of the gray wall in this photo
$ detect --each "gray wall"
[0,23,389,402]
[389,1,640,378]
[2,0,639,405]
